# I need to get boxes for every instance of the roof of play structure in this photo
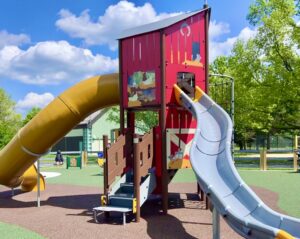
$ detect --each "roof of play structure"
[117,8,209,40]
[79,109,109,126]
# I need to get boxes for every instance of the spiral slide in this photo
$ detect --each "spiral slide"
[174,84,300,239]
[0,74,119,191]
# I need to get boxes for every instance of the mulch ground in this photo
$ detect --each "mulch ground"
[0,183,283,239]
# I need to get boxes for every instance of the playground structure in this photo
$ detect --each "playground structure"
[0,4,299,239]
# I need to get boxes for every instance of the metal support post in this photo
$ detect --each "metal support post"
[212,206,220,239]
[133,137,141,222]
[103,135,109,218]
[37,158,41,207]
[294,136,299,172]
[123,212,126,225]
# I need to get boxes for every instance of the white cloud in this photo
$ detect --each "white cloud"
[16,92,54,113]
[56,1,181,50]
[0,30,30,49]
[209,20,230,40]
[0,41,118,85]
[209,23,257,62]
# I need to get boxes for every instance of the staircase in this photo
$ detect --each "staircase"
[93,171,156,225]
[109,172,135,209]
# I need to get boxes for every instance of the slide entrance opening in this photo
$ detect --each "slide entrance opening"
[177,72,195,99]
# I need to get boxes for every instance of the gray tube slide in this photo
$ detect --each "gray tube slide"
[178,86,300,239]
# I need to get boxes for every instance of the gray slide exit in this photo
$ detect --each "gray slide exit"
[178,87,300,239]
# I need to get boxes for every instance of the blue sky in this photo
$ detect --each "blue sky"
[0,0,255,115]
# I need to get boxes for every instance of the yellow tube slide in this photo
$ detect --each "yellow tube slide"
[0,73,119,190]
[21,165,45,192]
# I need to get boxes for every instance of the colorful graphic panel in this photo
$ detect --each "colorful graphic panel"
[128,70,156,107]
[166,128,195,169]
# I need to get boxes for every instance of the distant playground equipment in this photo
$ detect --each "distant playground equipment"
[0,3,300,239]
[66,151,88,169]
[97,151,105,167]
[66,155,82,169]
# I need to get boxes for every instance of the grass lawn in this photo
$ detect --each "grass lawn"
[172,168,300,217]
[0,222,44,239]
[42,165,103,187]
[239,170,300,217]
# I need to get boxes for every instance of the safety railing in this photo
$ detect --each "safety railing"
[133,129,154,221]
[103,134,126,194]
[134,129,154,178]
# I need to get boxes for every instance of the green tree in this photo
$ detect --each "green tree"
[107,107,158,133]
[22,107,41,126]
[211,0,300,148]
[0,89,22,149]
[247,0,300,132]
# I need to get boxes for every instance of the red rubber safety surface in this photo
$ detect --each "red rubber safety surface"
[0,183,282,239]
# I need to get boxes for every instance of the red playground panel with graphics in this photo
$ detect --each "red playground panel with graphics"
[118,7,209,189]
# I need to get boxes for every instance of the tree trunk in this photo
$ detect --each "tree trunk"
[267,134,271,150]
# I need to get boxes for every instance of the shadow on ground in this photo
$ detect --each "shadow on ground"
[142,193,209,239]
[0,188,209,238]
[0,189,99,209]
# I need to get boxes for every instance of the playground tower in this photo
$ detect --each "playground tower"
[104,6,211,217]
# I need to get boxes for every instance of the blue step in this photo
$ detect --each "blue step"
[126,173,133,182]
[113,193,134,198]
[109,196,133,208]
[118,183,134,194]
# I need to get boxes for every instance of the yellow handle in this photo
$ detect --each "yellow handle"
[101,195,107,206]
[173,84,204,106]
[132,198,137,214]
[275,230,295,239]
[194,86,204,102]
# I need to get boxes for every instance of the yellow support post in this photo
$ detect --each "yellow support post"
[81,150,88,167]
[260,149,267,171]
[294,136,298,172]
[293,151,298,172]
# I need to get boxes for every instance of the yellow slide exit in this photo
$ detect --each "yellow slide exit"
[0,74,119,191]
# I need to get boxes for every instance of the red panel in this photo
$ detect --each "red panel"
[121,31,161,109]
[153,126,162,194]
[164,11,207,132]
[135,36,141,70]
[164,11,207,96]
[119,10,209,190]
[166,108,196,129]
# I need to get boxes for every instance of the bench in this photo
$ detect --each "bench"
[93,206,131,225]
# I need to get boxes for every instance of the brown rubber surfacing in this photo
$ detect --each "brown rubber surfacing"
[0,183,282,239]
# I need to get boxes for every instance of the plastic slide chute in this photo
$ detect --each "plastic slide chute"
[20,164,45,192]
[174,84,300,239]
[0,73,119,191]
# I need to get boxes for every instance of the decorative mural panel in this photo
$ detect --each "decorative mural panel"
[179,22,203,68]
[128,70,156,107]
[166,128,195,169]
[121,31,161,109]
